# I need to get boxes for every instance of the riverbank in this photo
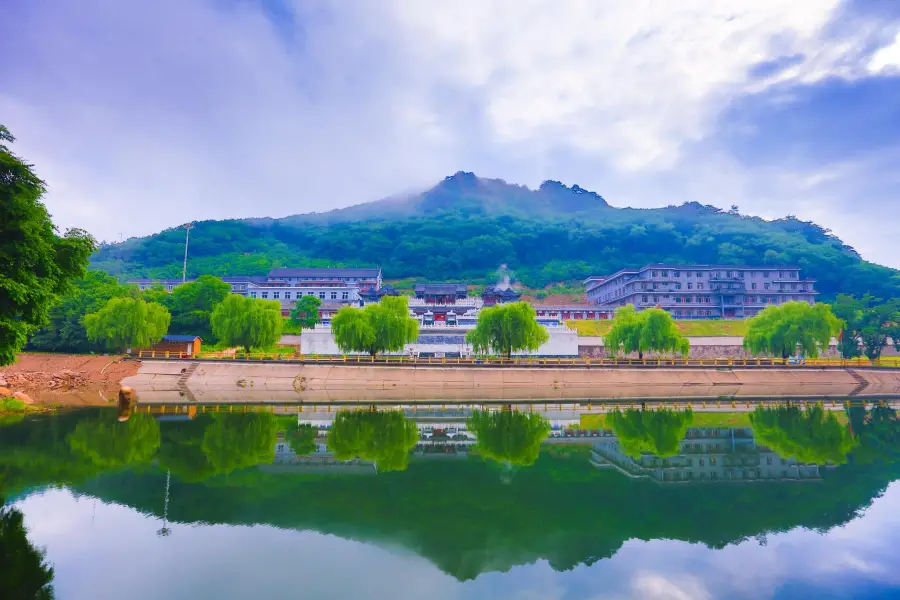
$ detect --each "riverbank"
[123,359,900,403]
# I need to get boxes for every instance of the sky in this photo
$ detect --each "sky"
[1,0,899,268]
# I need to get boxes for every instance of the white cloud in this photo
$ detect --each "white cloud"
[1,0,897,267]
[869,31,900,73]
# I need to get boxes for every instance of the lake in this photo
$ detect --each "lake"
[2,401,899,599]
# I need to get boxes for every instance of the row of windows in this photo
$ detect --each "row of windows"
[250,291,351,300]
[645,270,799,279]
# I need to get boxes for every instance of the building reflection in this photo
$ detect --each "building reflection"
[591,426,827,483]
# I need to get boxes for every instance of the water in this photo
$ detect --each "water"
[2,402,900,599]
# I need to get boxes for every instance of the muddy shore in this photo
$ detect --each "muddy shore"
[0,353,140,406]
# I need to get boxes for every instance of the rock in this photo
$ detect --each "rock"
[13,391,35,405]
[0,377,7,387]
[0,386,12,398]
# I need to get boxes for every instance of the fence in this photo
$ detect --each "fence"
[132,350,900,369]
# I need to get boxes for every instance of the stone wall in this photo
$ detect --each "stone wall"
[578,344,841,359]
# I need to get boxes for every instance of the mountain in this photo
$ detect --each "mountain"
[90,172,900,299]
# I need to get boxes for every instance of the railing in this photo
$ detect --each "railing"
[132,350,900,369]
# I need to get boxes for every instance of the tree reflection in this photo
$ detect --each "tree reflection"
[750,406,856,465]
[0,496,55,599]
[467,408,551,467]
[327,410,418,472]
[847,404,900,465]
[67,411,160,469]
[607,408,693,458]
[284,422,317,457]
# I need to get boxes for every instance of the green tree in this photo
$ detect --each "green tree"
[27,271,134,353]
[284,422,318,456]
[465,301,549,358]
[331,296,419,356]
[743,301,842,358]
[210,295,283,354]
[607,408,694,458]
[1,125,96,365]
[831,294,900,360]
[467,409,551,466]
[201,412,279,475]
[327,410,419,472]
[289,295,322,331]
[604,306,689,359]
[168,275,232,341]
[750,406,856,465]
[140,283,172,308]
[83,297,171,352]
[67,411,161,469]
[0,500,55,600]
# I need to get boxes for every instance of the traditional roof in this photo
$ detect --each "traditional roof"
[483,285,521,298]
[268,267,381,279]
[414,283,468,295]
[220,275,267,283]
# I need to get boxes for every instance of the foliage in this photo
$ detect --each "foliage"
[167,275,231,342]
[331,296,419,356]
[0,125,96,365]
[465,301,549,357]
[743,301,843,358]
[83,296,171,352]
[27,271,135,353]
[604,306,690,358]
[467,409,551,466]
[567,318,748,338]
[847,405,900,465]
[750,406,856,465]
[285,423,318,456]
[200,412,279,475]
[67,411,161,469]
[831,294,900,360]
[90,175,900,302]
[210,295,283,353]
[289,295,322,331]
[606,408,694,458]
[327,410,419,472]
[0,501,55,600]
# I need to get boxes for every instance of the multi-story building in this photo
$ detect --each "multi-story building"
[591,426,826,483]
[584,264,817,319]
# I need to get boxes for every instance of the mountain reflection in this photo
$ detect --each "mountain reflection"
[2,402,900,581]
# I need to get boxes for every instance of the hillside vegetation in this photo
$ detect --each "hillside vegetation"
[91,172,900,300]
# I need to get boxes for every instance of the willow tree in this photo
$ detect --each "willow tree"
[467,409,551,467]
[0,500,56,600]
[607,408,694,458]
[210,295,283,354]
[743,301,842,358]
[201,412,280,475]
[750,406,856,465]
[465,301,549,358]
[327,409,419,472]
[604,306,689,359]
[83,296,171,352]
[67,411,161,469]
[331,295,419,356]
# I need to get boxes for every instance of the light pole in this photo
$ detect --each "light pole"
[157,469,171,537]
[182,222,194,283]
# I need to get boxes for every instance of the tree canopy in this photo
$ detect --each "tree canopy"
[0,500,55,600]
[743,301,843,358]
[166,275,231,341]
[0,125,96,365]
[83,296,171,352]
[607,408,694,458]
[604,305,690,359]
[331,296,419,356]
[465,301,549,357]
[831,294,900,360]
[467,409,551,466]
[327,410,419,472]
[750,406,856,465]
[67,411,161,469]
[210,295,283,353]
[289,295,322,331]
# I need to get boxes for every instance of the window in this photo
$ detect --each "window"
[673,270,680,276]
[699,458,705,466]
[653,296,660,302]
[766,457,773,465]
[273,292,280,299]
[676,297,682,303]
[675,283,681,290]
[751,283,756,290]
[698,283,703,290]
[284,292,291,299]
[764,272,770,278]
[687,283,693,290]
[652,271,658,277]
[696,271,703,277]
[261,292,268,299]
[250,292,257,298]
[662,271,669,278]
[642,295,648,303]
[342,292,349,300]
[710,457,717,466]
[319,292,325,299]
[704,297,710,303]
[764,283,770,290]
[330,292,337,300]
[687,272,693,277]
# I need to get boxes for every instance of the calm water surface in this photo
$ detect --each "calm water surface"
[2,402,900,599]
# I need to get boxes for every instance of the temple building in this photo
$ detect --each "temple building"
[482,284,521,305]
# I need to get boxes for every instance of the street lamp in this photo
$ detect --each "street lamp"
[182,223,194,283]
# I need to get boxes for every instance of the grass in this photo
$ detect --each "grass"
[567,319,748,337]
[580,408,848,430]
[0,397,41,415]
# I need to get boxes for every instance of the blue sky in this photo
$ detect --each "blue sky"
[1,0,899,267]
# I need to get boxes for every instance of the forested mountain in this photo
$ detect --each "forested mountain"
[92,172,900,299]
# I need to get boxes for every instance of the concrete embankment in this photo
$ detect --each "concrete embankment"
[122,360,900,403]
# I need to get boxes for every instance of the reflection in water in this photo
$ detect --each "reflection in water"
[2,402,900,596]
[0,497,55,599]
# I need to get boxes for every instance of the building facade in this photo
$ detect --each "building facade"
[584,264,817,319]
